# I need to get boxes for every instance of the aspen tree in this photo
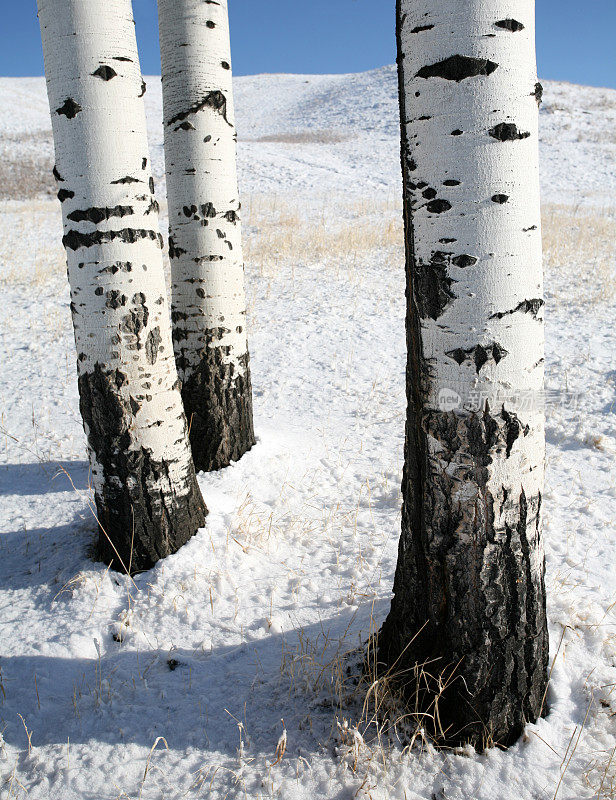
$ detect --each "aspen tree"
[379,0,548,747]
[158,0,255,472]
[38,0,207,572]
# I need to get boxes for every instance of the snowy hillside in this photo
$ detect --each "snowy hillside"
[0,68,615,799]
[2,67,616,203]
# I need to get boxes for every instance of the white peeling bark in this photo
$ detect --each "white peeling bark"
[158,0,255,472]
[38,0,206,572]
[380,0,548,748]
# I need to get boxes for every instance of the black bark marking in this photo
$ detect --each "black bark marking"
[451,254,477,268]
[416,55,498,82]
[451,129,463,136]
[490,298,544,320]
[56,98,82,119]
[492,342,508,363]
[57,189,74,202]
[224,210,239,224]
[426,199,452,214]
[415,256,457,320]
[422,188,437,199]
[67,205,134,224]
[201,202,217,218]
[169,236,187,259]
[206,20,215,28]
[176,121,196,131]
[411,24,434,33]
[101,261,133,274]
[79,364,206,573]
[439,237,457,243]
[167,90,232,128]
[534,82,544,106]
[221,61,230,70]
[111,176,142,185]
[53,165,65,182]
[139,80,147,97]
[113,56,133,62]
[501,407,530,458]
[492,194,509,204]
[142,158,147,170]
[443,180,460,186]
[120,295,148,342]
[523,225,538,232]
[63,228,163,251]
[495,19,525,32]
[446,342,509,372]
[145,326,162,365]
[489,123,531,141]
[145,199,159,216]
[92,65,117,81]
[105,290,127,309]
[193,255,223,263]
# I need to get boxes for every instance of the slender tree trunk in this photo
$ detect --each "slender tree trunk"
[379,0,548,748]
[158,0,255,473]
[38,0,207,573]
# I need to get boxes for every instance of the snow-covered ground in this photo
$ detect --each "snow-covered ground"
[0,68,615,799]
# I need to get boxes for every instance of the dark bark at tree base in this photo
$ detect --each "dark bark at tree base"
[377,405,549,750]
[180,347,256,473]
[79,364,207,574]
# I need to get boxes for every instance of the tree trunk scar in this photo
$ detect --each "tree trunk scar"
[416,55,499,81]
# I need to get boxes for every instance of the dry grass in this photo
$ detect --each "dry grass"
[2,196,614,335]
[0,199,65,291]
[242,193,402,278]
[0,132,55,200]
[246,130,353,145]
[542,203,616,306]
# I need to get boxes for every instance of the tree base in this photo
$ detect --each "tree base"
[377,504,549,750]
[79,364,207,574]
[376,622,547,751]
[181,350,256,473]
[93,462,207,574]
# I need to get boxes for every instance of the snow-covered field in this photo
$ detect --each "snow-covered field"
[1,67,615,799]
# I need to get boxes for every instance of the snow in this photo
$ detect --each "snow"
[1,67,616,799]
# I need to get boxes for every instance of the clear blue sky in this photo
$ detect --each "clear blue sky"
[1,0,614,89]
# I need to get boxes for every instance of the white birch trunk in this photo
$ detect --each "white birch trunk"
[38,0,206,572]
[158,0,255,472]
[380,0,548,748]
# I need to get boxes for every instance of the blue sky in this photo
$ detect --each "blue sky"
[1,0,614,89]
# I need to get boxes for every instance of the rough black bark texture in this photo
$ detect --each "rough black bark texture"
[80,364,207,573]
[178,342,256,473]
[377,0,549,750]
